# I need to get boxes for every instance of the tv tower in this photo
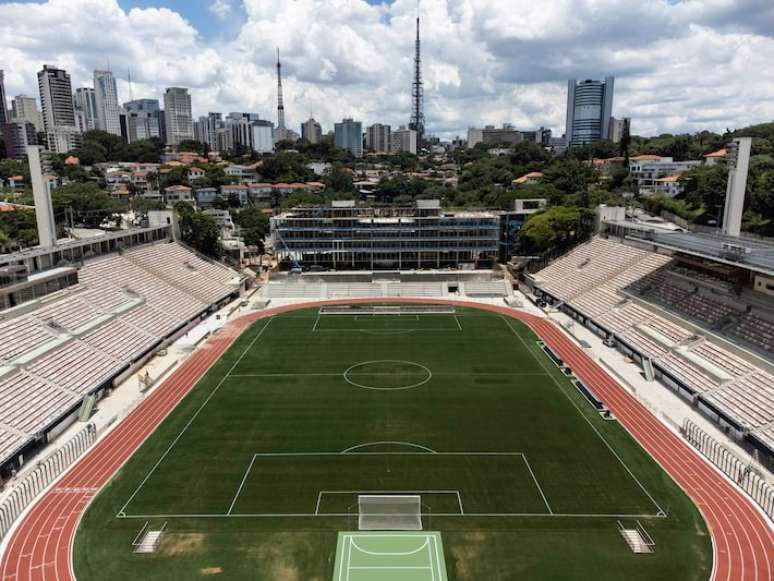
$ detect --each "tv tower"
[276,47,286,130]
[409,4,425,146]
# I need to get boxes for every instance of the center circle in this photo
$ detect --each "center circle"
[343,360,432,391]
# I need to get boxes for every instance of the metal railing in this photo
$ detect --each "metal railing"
[0,423,97,540]
[682,418,774,521]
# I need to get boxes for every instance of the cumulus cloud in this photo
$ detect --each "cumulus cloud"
[209,0,232,20]
[0,0,772,139]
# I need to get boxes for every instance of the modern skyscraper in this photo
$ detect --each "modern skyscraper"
[193,112,221,150]
[93,70,122,136]
[565,76,615,147]
[11,95,43,132]
[0,70,8,127]
[74,87,98,132]
[366,123,391,153]
[38,65,80,153]
[334,118,363,157]
[123,99,161,143]
[301,118,322,144]
[163,87,193,146]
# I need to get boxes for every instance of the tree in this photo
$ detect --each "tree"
[542,157,597,205]
[174,202,222,258]
[323,165,355,193]
[51,182,125,228]
[234,206,269,252]
[517,206,590,254]
[178,140,207,155]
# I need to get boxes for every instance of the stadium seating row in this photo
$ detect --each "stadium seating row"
[261,280,507,299]
[533,237,774,449]
[0,242,238,465]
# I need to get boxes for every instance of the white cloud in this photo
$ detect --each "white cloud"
[0,0,772,139]
[209,0,232,20]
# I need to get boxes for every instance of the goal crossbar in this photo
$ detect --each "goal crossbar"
[358,495,423,531]
[319,305,455,316]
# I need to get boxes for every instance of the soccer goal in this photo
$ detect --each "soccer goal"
[358,495,423,531]
[319,305,455,316]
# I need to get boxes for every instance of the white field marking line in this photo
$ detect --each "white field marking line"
[350,538,429,556]
[312,315,320,332]
[118,511,666,519]
[432,534,443,580]
[500,316,665,516]
[428,536,436,581]
[227,455,257,515]
[117,316,275,517]
[228,372,548,377]
[341,441,439,454]
[521,455,552,514]
[346,534,353,581]
[454,315,462,331]
[343,360,432,391]
[316,490,463,515]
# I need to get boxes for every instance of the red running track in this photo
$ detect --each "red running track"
[0,299,772,581]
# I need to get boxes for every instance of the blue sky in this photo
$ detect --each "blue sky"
[1,0,773,138]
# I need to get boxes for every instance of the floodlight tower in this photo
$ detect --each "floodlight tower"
[722,137,752,238]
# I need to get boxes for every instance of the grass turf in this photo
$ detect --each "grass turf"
[74,307,711,580]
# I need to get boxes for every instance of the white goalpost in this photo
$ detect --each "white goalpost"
[358,495,423,531]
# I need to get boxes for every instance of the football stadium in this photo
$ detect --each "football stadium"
[0,148,773,580]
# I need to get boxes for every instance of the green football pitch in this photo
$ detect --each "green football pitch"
[75,307,711,580]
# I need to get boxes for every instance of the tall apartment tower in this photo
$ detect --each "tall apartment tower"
[301,118,322,144]
[366,123,391,153]
[74,87,98,132]
[93,70,122,136]
[163,87,194,146]
[334,118,363,157]
[38,65,80,153]
[565,76,614,147]
[0,70,8,127]
[11,95,44,132]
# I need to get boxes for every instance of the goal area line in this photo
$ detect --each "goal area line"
[116,450,666,521]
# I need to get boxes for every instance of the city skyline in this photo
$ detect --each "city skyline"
[1,0,773,140]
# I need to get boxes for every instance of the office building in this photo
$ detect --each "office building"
[608,116,629,144]
[271,200,499,269]
[73,87,98,132]
[193,112,222,150]
[252,120,274,154]
[481,124,522,145]
[334,118,363,157]
[390,126,417,155]
[123,99,162,143]
[3,121,38,160]
[93,70,122,136]
[467,127,484,148]
[11,95,44,132]
[38,65,80,153]
[366,123,391,153]
[301,118,322,144]
[565,76,615,147]
[163,87,193,146]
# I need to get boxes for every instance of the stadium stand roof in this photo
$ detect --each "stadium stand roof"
[627,231,774,276]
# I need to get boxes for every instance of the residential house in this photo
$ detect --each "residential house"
[513,171,544,185]
[164,184,194,204]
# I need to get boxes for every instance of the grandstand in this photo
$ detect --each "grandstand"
[0,239,242,479]
[527,235,774,462]
[260,271,510,300]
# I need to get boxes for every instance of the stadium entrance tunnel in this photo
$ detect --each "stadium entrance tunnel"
[343,360,432,390]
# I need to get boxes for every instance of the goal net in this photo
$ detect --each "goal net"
[319,305,455,316]
[358,495,423,531]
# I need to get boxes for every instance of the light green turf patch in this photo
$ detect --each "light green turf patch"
[333,531,448,581]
